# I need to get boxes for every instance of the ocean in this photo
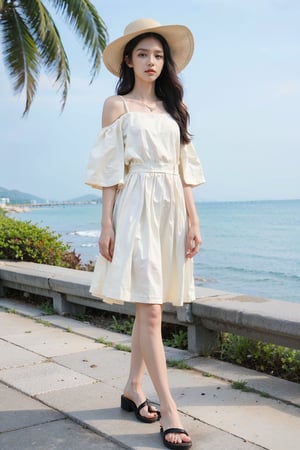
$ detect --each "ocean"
[16,199,300,304]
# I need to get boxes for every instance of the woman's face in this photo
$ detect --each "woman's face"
[126,37,164,82]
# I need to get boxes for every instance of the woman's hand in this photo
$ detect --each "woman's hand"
[99,224,115,262]
[181,184,202,259]
[100,186,117,262]
[185,223,202,259]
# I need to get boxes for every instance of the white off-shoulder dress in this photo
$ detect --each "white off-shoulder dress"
[85,103,205,306]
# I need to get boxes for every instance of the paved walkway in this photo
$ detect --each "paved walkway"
[0,297,300,450]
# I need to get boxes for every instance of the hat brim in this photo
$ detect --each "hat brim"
[103,24,194,76]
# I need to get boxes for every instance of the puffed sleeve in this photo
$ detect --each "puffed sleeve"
[85,119,125,190]
[179,141,206,187]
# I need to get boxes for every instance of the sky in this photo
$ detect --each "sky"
[0,0,299,202]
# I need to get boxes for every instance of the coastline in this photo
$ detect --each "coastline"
[0,204,31,214]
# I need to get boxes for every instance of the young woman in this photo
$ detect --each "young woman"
[86,18,205,450]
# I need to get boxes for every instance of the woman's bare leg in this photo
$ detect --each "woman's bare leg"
[123,313,158,419]
[134,303,191,445]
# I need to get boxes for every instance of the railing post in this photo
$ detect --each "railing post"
[187,320,220,355]
[177,304,220,354]
[52,292,86,316]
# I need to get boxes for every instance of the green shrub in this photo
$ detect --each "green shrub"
[164,329,188,349]
[0,215,71,266]
[0,208,7,218]
[216,333,300,383]
[112,315,134,335]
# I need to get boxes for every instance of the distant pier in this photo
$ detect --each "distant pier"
[30,200,100,208]
[1,200,101,213]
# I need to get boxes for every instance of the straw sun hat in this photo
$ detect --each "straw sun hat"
[103,18,194,76]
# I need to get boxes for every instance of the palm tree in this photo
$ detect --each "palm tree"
[0,0,108,115]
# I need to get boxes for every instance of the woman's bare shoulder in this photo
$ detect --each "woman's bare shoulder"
[102,95,126,127]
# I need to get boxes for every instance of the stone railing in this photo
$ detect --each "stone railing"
[1,261,300,354]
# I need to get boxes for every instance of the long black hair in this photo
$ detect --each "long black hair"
[116,32,191,144]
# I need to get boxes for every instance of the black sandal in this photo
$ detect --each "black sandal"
[160,426,192,450]
[121,395,161,423]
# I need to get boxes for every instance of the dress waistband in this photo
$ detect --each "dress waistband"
[128,162,179,175]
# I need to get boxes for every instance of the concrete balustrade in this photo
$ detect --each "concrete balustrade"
[1,260,300,354]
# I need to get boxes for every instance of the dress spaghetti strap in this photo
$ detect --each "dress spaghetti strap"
[119,95,129,113]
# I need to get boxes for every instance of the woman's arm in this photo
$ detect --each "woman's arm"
[97,96,125,261]
[182,184,202,259]
[99,186,117,262]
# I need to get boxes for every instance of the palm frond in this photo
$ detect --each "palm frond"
[49,0,108,81]
[0,0,107,114]
[20,0,47,40]
[0,4,40,115]
[21,0,70,111]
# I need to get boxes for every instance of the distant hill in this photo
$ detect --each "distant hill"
[68,194,101,203]
[0,187,46,205]
[0,187,101,205]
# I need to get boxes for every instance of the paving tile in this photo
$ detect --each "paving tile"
[165,346,191,361]
[0,298,43,318]
[53,347,130,382]
[52,346,156,397]
[43,314,132,344]
[5,326,104,357]
[53,346,130,381]
[0,339,45,369]
[0,361,95,395]
[0,383,63,433]
[190,356,300,407]
[0,311,45,337]
[0,418,122,450]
